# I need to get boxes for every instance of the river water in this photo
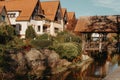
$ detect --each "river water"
[43,54,120,80]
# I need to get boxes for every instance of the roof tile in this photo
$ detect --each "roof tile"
[41,1,60,21]
[0,5,4,14]
[74,15,120,32]
[67,12,75,20]
[0,0,38,21]
[62,8,66,17]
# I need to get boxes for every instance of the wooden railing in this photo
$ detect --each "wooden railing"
[84,41,107,51]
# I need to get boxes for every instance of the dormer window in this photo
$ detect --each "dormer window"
[8,13,16,18]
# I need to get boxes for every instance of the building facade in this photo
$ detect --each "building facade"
[0,0,64,38]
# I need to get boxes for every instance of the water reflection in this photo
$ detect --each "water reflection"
[65,61,106,80]
[45,54,120,80]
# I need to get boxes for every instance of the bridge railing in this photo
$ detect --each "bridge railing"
[84,41,107,51]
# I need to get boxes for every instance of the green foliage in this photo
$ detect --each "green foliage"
[30,34,53,49]
[0,50,11,72]
[54,31,81,43]
[52,42,81,61]
[0,25,16,44]
[31,39,52,49]
[49,31,82,61]
[6,25,16,37]
[25,26,36,39]
[0,25,15,37]
[6,37,25,49]
[36,34,52,40]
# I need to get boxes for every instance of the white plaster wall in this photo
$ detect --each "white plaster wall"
[53,22,63,31]
[29,20,45,35]
[50,22,55,36]
[16,21,28,38]
[60,19,64,31]
[7,11,19,25]
[7,11,29,38]
[7,11,64,37]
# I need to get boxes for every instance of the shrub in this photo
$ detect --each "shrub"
[6,25,16,37]
[50,31,82,61]
[36,34,52,40]
[0,50,12,73]
[31,39,52,49]
[0,25,16,44]
[53,42,81,61]
[6,37,25,49]
[54,31,81,43]
[25,26,36,39]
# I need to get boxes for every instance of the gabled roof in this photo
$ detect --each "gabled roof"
[67,12,75,20]
[74,15,120,33]
[0,5,10,24]
[41,1,60,21]
[74,16,90,32]
[62,8,66,17]
[0,0,38,21]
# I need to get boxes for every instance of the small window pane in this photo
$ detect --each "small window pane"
[38,26,40,32]
[1,15,5,21]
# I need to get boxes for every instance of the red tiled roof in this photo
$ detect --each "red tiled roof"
[0,5,4,14]
[67,12,75,20]
[41,1,60,21]
[74,15,120,33]
[62,8,66,17]
[74,16,90,32]
[0,0,38,21]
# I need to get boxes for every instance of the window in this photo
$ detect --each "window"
[8,13,16,18]
[1,15,5,21]
[55,28,59,33]
[38,26,40,32]
[16,24,22,31]
[12,25,16,28]
[43,26,47,32]
[91,33,99,41]
[19,26,21,31]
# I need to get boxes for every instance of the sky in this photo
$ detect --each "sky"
[40,0,120,18]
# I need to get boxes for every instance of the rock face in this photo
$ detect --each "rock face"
[9,48,71,79]
[26,48,45,61]
[25,49,46,76]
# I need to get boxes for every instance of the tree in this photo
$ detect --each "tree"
[25,26,36,39]
[0,25,16,44]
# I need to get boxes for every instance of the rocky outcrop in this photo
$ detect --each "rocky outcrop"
[41,49,71,74]
[25,49,46,77]
[9,48,71,79]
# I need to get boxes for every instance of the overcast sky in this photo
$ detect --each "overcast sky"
[40,0,120,18]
